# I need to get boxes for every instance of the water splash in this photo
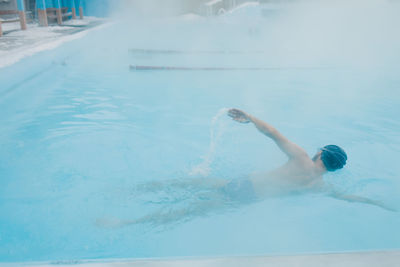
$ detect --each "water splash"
[189,108,230,177]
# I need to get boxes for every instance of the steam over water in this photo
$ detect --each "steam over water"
[0,0,400,263]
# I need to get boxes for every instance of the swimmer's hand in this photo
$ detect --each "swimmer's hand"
[228,108,251,123]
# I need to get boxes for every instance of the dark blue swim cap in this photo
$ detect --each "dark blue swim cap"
[321,145,347,171]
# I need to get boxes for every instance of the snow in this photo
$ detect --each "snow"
[205,0,223,7]
[0,17,106,69]
[177,13,203,21]
[1,20,22,32]
[62,16,100,26]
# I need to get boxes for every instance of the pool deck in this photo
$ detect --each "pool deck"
[13,250,400,267]
[0,17,105,68]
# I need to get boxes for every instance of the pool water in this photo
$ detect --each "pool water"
[1,3,400,263]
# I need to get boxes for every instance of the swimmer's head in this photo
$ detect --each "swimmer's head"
[313,145,347,171]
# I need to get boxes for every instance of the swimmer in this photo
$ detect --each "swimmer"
[227,108,394,211]
[96,109,394,228]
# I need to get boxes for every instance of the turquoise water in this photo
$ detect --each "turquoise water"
[1,4,400,263]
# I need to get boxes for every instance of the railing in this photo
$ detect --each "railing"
[46,7,73,25]
[37,0,83,27]
[0,9,25,37]
[0,0,85,37]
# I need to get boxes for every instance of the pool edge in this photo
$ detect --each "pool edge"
[5,250,400,267]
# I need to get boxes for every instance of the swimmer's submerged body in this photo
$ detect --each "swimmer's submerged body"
[96,109,395,228]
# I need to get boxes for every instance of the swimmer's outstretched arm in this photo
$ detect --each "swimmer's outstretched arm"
[228,108,307,160]
[329,191,397,212]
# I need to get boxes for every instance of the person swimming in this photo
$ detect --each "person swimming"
[227,108,393,211]
[96,109,394,228]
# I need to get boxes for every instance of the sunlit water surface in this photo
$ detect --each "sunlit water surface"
[1,4,400,263]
